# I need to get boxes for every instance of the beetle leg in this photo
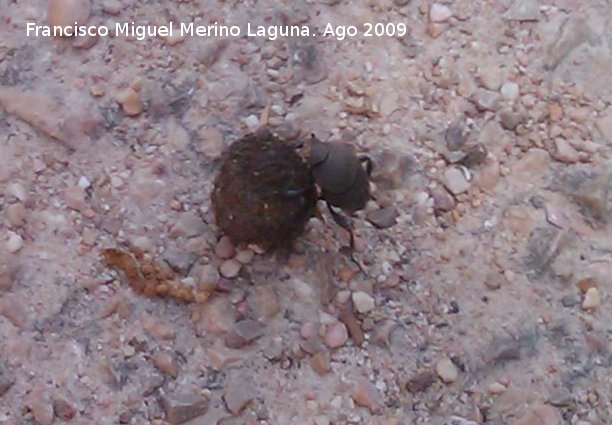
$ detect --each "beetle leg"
[325,202,366,273]
[359,156,373,177]
[326,201,355,250]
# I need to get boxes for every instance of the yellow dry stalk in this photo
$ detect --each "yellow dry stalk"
[101,246,213,304]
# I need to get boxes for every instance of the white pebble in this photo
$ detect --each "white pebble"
[244,115,260,131]
[488,382,507,394]
[430,3,452,22]
[352,291,375,314]
[7,182,28,202]
[6,232,24,253]
[324,321,348,348]
[501,82,519,101]
[582,287,601,310]
[443,168,471,195]
[78,176,91,189]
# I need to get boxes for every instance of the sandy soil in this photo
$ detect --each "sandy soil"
[0,0,611,424]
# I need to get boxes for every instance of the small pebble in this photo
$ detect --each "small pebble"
[311,351,331,375]
[442,168,471,195]
[235,249,254,264]
[503,0,540,21]
[499,109,526,131]
[141,316,176,340]
[461,144,488,167]
[196,264,220,286]
[89,83,105,97]
[219,259,241,279]
[431,186,455,212]
[53,398,77,421]
[215,236,236,259]
[548,102,563,122]
[352,291,375,314]
[6,203,27,228]
[198,297,234,335]
[77,176,91,189]
[484,272,505,290]
[429,3,452,22]
[115,87,142,116]
[472,88,501,112]
[170,212,207,238]
[478,65,503,91]
[488,381,507,394]
[405,370,436,393]
[165,33,186,46]
[435,357,458,383]
[351,379,381,414]
[224,319,264,349]
[500,82,520,101]
[48,0,91,28]
[324,321,349,348]
[64,185,86,211]
[198,127,225,159]
[224,373,257,415]
[153,351,180,378]
[336,290,351,304]
[427,22,445,38]
[7,182,27,202]
[102,0,122,15]
[339,304,365,346]
[0,260,17,291]
[161,392,209,425]
[366,207,398,229]
[444,416,479,425]
[551,138,579,163]
[6,232,23,253]
[445,118,470,150]
[582,287,601,310]
[263,336,284,361]
[300,322,318,340]
[244,115,260,131]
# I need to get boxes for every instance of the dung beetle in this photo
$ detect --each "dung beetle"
[306,134,372,249]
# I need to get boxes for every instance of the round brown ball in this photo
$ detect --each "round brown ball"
[212,130,318,249]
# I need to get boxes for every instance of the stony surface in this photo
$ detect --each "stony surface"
[0,1,611,424]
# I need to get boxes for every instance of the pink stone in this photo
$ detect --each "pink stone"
[324,321,348,348]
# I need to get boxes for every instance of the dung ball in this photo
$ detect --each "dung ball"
[211,129,318,249]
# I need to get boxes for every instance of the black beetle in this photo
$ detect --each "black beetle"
[306,134,372,249]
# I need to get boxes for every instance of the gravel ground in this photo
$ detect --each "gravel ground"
[1,0,611,424]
